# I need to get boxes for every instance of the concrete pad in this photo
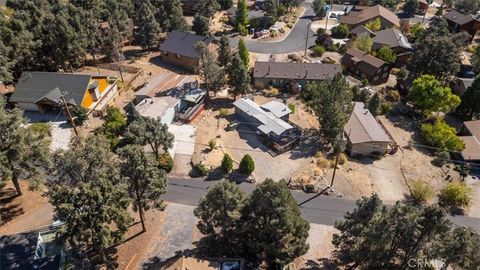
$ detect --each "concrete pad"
[23,111,72,151]
[168,124,196,157]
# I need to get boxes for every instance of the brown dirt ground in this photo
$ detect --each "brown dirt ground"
[0,180,49,229]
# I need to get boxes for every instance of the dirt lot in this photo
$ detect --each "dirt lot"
[193,96,318,182]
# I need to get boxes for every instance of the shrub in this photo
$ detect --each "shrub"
[386,90,400,102]
[410,180,434,204]
[304,184,316,193]
[376,46,397,64]
[338,44,347,54]
[277,5,287,17]
[361,79,369,87]
[70,105,88,125]
[338,153,348,165]
[317,28,326,35]
[311,45,326,57]
[221,153,234,173]
[433,150,450,167]
[288,103,296,113]
[365,18,381,31]
[440,182,474,209]
[390,68,400,75]
[316,156,330,169]
[420,120,465,152]
[195,162,207,176]
[208,138,217,150]
[331,24,349,38]
[29,122,51,137]
[219,108,229,117]
[239,154,255,175]
[380,102,392,115]
[267,87,279,97]
[158,153,174,173]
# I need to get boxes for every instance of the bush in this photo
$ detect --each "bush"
[158,153,174,173]
[361,79,369,87]
[338,44,347,54]
[29,122,51,137]
[317,28,326,35]
[410,180,434,204]
[304,184,316,193]
[239,154,255,175]
[317,156,330,169]
[390,68,400,75]
[208,138,217,150]
[433,150,450,167]
[311,45,326,57]
[195,162,207,176]
[70,105,88,125]
[420,120,465,152]
[266,87,279,97]
[288,103,296,113]
[277,5,287,17]
[331,24,349,38]
[221,153,233,173]
[440,182,474,209]
[338,153,348,165]
[380,102,392,115]
[386,90,400,102]
[219,108,229,117]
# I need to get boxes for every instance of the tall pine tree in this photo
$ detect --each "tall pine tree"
[218,35,232,67]
[228,53,250,100]
[238,38,249,69]
[133,0,161,50]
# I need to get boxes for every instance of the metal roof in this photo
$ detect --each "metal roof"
[344,102,390,144]
[233,98,293,136]
[260,100,291,118]
[159,30,213,59]
[10,72,93,106]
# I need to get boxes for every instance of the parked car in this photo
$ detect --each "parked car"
[226,120,240,131]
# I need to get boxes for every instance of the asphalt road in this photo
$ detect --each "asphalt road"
[228,0,317,54]
[165,177,480,231]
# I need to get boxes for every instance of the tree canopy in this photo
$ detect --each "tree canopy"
[375,46,396,64]
[0,96,49,196]
[195,41,226,97]
[354,33,373,52]
[409,75,460,116]
[420,119,465,152]
[228,53,251,99]
[303,73,353,150]
[133,0,161,50]
[456,75,480,120]
[312,0,327,18]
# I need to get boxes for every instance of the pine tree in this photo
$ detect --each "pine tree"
[238,39,249,69]
[194,181,247,256]
[195,0,221,17]
[242,179,310,267]
[118,145,167,232]
[218,35,232,67]
[303,73,353,151]
[192,15,210,36]
[133,0,161,50]
[218,0,233,10]
[153,0,189,32]
[0,96,50,196]
[124,116,174,160]
[368,93,381,116]
[195,41,226,97]
[228,53,250,100]
[456,75,480,120]
[236,0,248,30]
[48,136,132,263]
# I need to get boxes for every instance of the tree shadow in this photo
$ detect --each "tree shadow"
[0,188,24,225]
[142,249,196,270]
[206,167,227,181]
[289,129,322,160]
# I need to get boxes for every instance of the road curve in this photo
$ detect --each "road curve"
[228,0,317,54]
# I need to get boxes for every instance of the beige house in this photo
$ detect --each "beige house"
[344,102,391,156]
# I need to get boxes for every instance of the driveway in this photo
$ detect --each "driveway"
[168,124,196,175]
[228,0,317,54]
[23,111,72,151]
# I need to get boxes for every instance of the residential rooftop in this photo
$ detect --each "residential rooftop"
[344,102,390,144]
[159,30,213,59]
[253,61,341,81]
[339,5,400,27]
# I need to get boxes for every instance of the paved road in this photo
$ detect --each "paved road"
[228,0,317,54]
[165,177,480,231]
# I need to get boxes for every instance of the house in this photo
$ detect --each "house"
[459,120,480,162]
[135,96,180,125]
[253,61,342,91]
[159,31,214,73]
[341,48,391,84]
[350,25,375,37]
[0,228,64,270]
[339,5,400,29]
[344,102,391,156]
[161,256,243,270]
[443,10,480,41]
[9,72,119,116]
[233,98,299,152]
[451,77,474,96]
[177,88,207,123]
[371,28,413,64]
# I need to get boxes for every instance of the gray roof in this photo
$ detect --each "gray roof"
[260,100,291,118]
[350,25,374,36]
[10,72,93,106]
[233,98,293,136]
[253,62,341,81]
[159,30,213,59]
[372,28,412,50]
[344,102,390,144]
[443,10,476,26]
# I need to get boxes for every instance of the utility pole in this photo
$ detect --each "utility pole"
[330,151,340,187]
[60,94,79,136]
[304,21,312,56]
